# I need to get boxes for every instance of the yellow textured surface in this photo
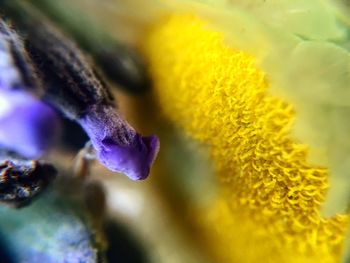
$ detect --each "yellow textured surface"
[142,14,349,262]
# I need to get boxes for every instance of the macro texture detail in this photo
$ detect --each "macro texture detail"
[0,152,56,207]
[142,14,348,263]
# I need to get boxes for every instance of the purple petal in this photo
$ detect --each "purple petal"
[0,90,61,158]
[79,105,159,180]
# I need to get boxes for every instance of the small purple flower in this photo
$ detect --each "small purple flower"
[79,105,159,180]
[0,90,60,158]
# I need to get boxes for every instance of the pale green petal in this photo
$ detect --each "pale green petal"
[281,41,350,106]
[178,0,346,40]
[228,0,346,40]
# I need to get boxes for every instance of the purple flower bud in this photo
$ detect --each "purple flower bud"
[79,105,159,180]
[0,90,60,158]
[16,13,160,180]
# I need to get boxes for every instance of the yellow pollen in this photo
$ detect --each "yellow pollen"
[142,14,348,263]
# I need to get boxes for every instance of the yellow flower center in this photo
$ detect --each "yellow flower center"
[142,13,348,263]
